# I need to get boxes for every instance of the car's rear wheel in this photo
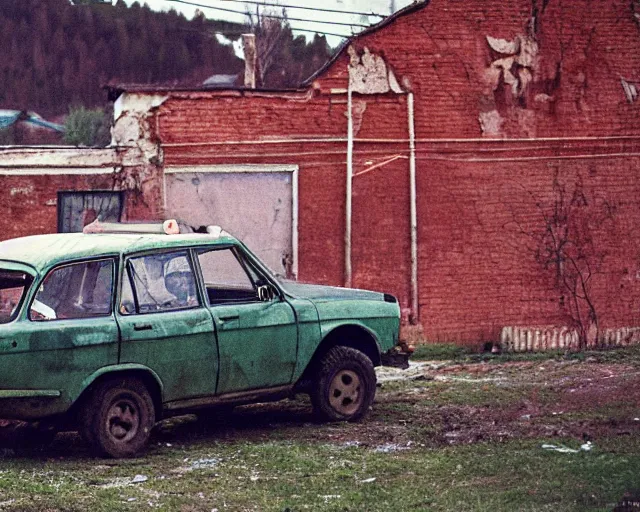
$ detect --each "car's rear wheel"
[82,377,155,458]
[311,346,376,422]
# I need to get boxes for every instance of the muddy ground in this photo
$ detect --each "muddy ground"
[1,354,637,456]
[0,352,638,511]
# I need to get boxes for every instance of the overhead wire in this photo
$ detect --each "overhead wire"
[162,135,640,146]
[161,146,640,164]
[178,24,352,38]
[167,0,385,18]
[164,0,370,29]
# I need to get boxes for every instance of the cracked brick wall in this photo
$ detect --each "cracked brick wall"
[0,174,117,239]
[4,0,638,345]
[154,0,640,344]
[0,95,166,241]
[157,91,413,308]
[333,0,640,342]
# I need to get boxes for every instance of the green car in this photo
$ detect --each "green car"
[0,223,407,457]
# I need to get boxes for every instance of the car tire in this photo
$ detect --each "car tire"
[311,346,376,422]
[83,377,155,458]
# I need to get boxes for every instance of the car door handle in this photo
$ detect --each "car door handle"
[219,314,239,322]
[133,323,153,331]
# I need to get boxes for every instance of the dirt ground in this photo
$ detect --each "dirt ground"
[0,355,639,455]
[375,358,640,447]
[0,353,638,511]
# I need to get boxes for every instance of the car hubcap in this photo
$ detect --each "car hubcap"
[329,370,363,415]
[106,398,139,443]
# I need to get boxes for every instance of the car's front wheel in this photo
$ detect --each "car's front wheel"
[82,377,155,458]
[311,346,376,422]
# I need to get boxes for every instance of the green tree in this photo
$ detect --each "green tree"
[63,106,110,147]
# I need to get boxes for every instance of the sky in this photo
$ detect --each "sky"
[124,0,415,47]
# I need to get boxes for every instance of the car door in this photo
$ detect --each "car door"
[195,245,298,394]
[117,249,217,404]
[0,258,120,417]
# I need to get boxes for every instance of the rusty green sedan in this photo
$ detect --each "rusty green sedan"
[0,222,408,457]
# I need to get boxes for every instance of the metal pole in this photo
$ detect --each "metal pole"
[345,84,353,288]
[408,92,418,322]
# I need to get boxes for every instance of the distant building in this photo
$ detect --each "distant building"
[0,110,65,145]
[202,74,240,88]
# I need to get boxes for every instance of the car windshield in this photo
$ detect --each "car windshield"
[0,269,33,324]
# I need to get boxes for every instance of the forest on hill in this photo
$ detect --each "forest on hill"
[0,0,333,120]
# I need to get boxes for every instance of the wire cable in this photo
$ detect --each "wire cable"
[178,24,351,38]
[168,0,385,18]
[165,0,370,28]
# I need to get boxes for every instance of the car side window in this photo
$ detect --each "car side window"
[0,270,33,324]
[121,251,199,315]
[197,248,259,305]
[30,259,114,321]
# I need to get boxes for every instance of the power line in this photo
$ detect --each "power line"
[169,0,386,18]
[165,0,369,28]
[179,24,352,38]
[275,26,349,37]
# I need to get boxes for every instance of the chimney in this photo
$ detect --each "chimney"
[242,33,257,89]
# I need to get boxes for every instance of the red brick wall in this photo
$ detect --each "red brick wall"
[0,169,164,240]
[413,143,640,343]
[321,0,640,138]
[158,92,413,301]
[0,174,116,240]
[105,0,640,345]
[159,92,352,285]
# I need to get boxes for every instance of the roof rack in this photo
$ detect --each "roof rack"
[83,219,227,237]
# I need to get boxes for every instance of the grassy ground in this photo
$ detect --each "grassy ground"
[0,346,639,511]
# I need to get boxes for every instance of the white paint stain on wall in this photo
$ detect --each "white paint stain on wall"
[348,46,404,95]
[485,34,539,99]
[478,110,504,136]
[501,326,640,352]
[9,185,34,196]
[621,78,639,103]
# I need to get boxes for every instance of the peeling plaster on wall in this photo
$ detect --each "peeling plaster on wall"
[478,109,504,136]
[535,93,554,103]
[111,92,167,203]
[621,78,639,103]
[478,24,564,137]
[113,93,168,125]
[501,326,640,352]
[9,185,34,196]
[485,34,540,98]
[486,35,519,55]
[348,46,404,95]
[351,101,368,137]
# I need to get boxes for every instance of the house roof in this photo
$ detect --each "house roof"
[0,110,65,132]
[202,74,240,88]
[301,0,430,86]
[105,82,304,101]
[106,0,430,98]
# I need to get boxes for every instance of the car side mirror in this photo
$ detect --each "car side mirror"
[257,284,276,302]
